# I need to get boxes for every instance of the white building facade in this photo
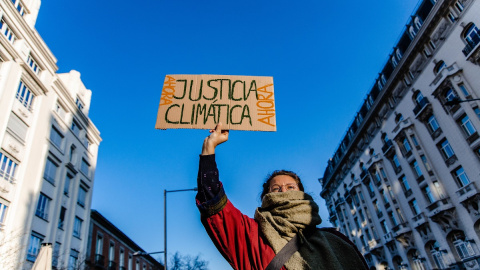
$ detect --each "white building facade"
[321,0,480,269]
[0,0,101,269]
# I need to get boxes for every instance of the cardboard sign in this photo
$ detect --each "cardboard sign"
[155,74,276,131]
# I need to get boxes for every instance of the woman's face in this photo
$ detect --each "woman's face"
[269,175,300,193]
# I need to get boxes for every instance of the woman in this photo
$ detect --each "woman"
[196,123,368,270]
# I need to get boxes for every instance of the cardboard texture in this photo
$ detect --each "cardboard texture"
[155,74,276,131]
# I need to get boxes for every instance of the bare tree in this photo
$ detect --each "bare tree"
[170,252,209,270]
[0,228,28,270]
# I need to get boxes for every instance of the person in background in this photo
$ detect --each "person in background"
[196,123,368,270]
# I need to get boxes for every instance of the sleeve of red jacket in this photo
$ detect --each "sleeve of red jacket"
[196,155,276,270]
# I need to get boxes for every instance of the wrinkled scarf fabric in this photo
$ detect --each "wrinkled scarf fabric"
[254,191,366,270]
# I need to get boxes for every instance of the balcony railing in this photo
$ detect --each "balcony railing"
[383,232,394,242]
[412,212,427,228]
[456,182,479,203]
[94,254,105,267]
[463,32,480,56]
[382,140,394,154]
[427,197,453,217]
[413,97,430,116]
[108,261,117,270]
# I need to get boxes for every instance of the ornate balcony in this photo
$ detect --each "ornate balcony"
[463,32,480,57]
[427,197,454,218]
[413,97,430,117]
[382,140,394,155]
[94,254,105,267]
[456,182,480,204]
[412,212,427,228]
[383,232,394,243]
[392,118,413,139]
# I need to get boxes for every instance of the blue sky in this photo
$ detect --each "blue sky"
[36,0,419,269]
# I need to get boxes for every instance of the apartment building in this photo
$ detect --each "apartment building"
[320,0,480,269]
[86,210,164,270]
[0,0,101,269]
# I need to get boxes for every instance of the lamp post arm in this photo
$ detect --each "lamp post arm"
[445,97,480,106]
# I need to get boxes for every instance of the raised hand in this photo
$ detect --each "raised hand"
[201,122,229,155]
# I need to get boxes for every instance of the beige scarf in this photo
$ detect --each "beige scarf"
[254,191,366,270]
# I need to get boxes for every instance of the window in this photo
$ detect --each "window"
[58,207,66,229]
[43,158,58,184]
[27,232,43,261]
[423,47,432,58]
[81,158,90,176]
[415,92,424,105]
[434,61,446,74]
[429,40,437,50]
[439,139,455,159]
[382,189,390,205]
[0,18,17,44]
[53,242,61,268]
[430,242,448,269]
[453,233,475,259]
[464,24,480,47]
[96,234,103,255]
[388,211,398,227]
[16,81,35,111]
[64,173,73,196]
[71,119,81,137]
[414,17,422,30]
[120,249,125,267]
[411,135,419,148]
[402,138,412,153]
[7,112,28,141]
[458,84,470,97]
[411,160,423,178]
[448,12,456,23]
[69,249,79,270]
[420,155,432,172]
[77,186,87,207]
[69,145,76,163]
[0,152,18,182]
[75,98,84,111]
[409,199,421,215]
[50,126,63,149]
[36,193,50,220]
[391,55,398,67]
[444,88,457,102]
[10,0,25,16]
[109,242,115,262]
[128,254,133,270]
[0,201,8,228]
[396,49,403,61]
[423,186,435,204]
[427,115,440,133]
[381,220,389,234]
[453,166,470,187]
[392,155,401,169]
[459,114,476,137]
[73,217,83,238]
[455,1,464,13]
[475,107,480,120]
[55,102,66,119]
[400,175,411,192]
[27,54,40,74]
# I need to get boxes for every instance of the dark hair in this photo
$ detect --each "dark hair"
[260,170,304,200]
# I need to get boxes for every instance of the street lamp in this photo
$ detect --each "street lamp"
[445,97,480,106]
[133,251,165,256]
[164,187,197,270]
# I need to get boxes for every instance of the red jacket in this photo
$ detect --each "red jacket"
[201,199,286,270]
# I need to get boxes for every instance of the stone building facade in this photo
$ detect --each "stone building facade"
[321,0,480,269]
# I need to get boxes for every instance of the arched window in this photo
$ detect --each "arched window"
[396,49,403,61]
[414,91,424,105]
[409,25,417,38]
[429,241,449,269]
[414,17,423,30]
[451,232,476,259]
[391,55,398,67]
[462,23,480,47]
[434,61,447,74]
[444,88,457,102]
